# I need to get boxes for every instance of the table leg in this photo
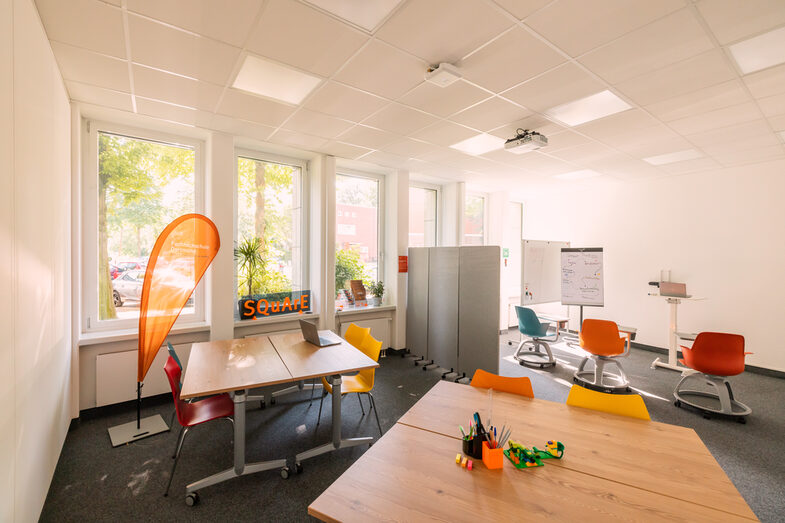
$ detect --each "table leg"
[652,298,690,372]
[295,375,374,464]
[185,389,287,497]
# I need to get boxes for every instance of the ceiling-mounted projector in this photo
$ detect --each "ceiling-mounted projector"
[424,63,462,87]
[504,129,547,154]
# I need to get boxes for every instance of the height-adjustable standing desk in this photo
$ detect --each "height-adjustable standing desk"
[649,293,704,372]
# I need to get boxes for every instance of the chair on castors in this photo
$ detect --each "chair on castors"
[566,385,650,421]
[163,356,234,497]
[574,319,631,393]
[470,369,534,398]
[318,334,384,435]
[513,306,558,368]
[673,332,751,422]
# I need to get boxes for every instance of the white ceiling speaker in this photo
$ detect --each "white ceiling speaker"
[424,63,462,87]
[504,129,547,154]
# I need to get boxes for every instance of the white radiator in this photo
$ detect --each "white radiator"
[339,317,391,348]
[95,344,192,407]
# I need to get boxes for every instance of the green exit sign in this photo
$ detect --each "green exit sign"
[502,248,510,258]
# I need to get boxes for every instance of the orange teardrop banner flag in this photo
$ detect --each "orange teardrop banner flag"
[138,214,219,382]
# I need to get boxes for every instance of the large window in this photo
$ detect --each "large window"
[85,125,201,331]
[335,172,383,296]
[409,185,437,247]
[235,153,305,305]
[464,193,485,245]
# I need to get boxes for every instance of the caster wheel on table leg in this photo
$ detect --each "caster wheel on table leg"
[737,417,747,424]
[281,466,290,479]
[185,492,199,506]
[295,462,303,474]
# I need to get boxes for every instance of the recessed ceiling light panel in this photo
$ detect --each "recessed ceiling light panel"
[545,90,632,126]
[304,0,404,32]
[553,169,603,180]
[729,26,785,75]
[643,149,703,165]
[233,55,322,105]
[449,133,504,156]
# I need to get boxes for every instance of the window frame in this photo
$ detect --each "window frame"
[408,181,440,248]
[335,168,386,285]
[81,120,205,334]
[233,148,310,309]
[464,191,488,246]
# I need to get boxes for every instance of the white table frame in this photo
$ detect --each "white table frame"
[650,294,703,373]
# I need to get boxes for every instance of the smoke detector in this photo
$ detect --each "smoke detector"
[424,63,462,87]
[504,128,548,154]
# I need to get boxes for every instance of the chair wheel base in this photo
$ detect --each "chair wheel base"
[674,400,681,408]
[185,492,199,506]
[295,462,303,474]
[281,466,290,479]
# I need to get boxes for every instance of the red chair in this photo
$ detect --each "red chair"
[673,332,751,422]
[574,319,631,393]
[163,356,234,496]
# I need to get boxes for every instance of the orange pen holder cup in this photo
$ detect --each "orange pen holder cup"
[482,441,504,470]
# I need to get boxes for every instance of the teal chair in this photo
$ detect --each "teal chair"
[513,306,558,368]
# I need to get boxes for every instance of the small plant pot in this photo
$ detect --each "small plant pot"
[482,441,504,470]
[462,435,484,459]
[370,296,382,307]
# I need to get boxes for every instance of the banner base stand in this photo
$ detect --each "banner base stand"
[108,414,169,447]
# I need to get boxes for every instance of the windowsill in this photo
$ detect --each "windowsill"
[234,311,320,328]
[335,304,396,315]
[79,322,211,347]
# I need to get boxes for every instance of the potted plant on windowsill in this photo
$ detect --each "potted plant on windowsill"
[367,280,384,307]
[234,236,263,316]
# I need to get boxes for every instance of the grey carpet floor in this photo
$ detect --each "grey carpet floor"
[42,336,785,522]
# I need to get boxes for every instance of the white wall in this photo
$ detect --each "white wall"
[523,159,785,372]
[0,0,73,520]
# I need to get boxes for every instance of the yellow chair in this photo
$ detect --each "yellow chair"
[344,323,371,349]
[566,385,650,421]
[317,334,383,435]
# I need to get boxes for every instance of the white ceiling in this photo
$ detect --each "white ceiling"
[35,0,785,196]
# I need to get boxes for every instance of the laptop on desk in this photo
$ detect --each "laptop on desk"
[300,319,341,347]
[660,282,691,298]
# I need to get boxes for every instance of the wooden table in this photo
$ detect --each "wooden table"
[310,381,756,522]
[179,332,378,503]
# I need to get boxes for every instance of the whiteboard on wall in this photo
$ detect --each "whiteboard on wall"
[561,248,604,307]
[521,240,570,305]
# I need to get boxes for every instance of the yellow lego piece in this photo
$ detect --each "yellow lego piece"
[456,453,462,464]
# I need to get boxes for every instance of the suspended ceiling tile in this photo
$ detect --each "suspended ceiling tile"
[51,42,130,92]
[282,108,355,140]
[361,151,410,169]
[712,144,785,166]
[542,130,595,152]
[546,142,617,163]
[209,114,276,142]
[614,50,736,107]
[128,14,241,86]
[657,157,720,175]
[126,0,261,47]
[524,0,684,56]
[449,97,531,132]
[132,64,223,112]
[217,88,296,127]
[269,128,329,150]
[488,114,566,140]
[644,80,750,122]
[362,103,439,135]
[689,119,777,150]
[398,80,491,118]
[321,141,374,160]
[575,109,658,140]
[246,0,367,77]
[491,0,552,20]
[336,124,400,149]
[65,81,133,112]
[579,9,713,85]
[667,102,761,136]
[303,81,388,122]
[743,63,785,99]
[410,121,479,147]
[334,40,427,100]
[376,0,513,64]
[135,97,205,126]
[506,152,576,175]
[302,0,404,32]
[502,62,605,112]
[459,27,565,93]
[35,0,126,58]
[696,0,785,45]
[612,128,689,157]
[381,138,439,158]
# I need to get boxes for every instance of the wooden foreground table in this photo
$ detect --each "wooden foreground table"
[310,381,757,522]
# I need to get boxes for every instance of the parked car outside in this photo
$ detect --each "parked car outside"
[109,265,121,279]
[112,270,145,306]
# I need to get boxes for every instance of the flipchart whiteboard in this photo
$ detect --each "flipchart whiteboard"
[522,240,569,305]
[560,248,604,307]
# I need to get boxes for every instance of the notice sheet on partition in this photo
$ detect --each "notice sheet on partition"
[560,248,604,307]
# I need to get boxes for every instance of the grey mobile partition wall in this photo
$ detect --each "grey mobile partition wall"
[406,248,430,360]
[427,247,459,373]
[458,246,501,378]
[405,245,501,380]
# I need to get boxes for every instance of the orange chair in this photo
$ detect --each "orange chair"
[673,332,751,422]
[470,369,534,398]
[574,319,631,393]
